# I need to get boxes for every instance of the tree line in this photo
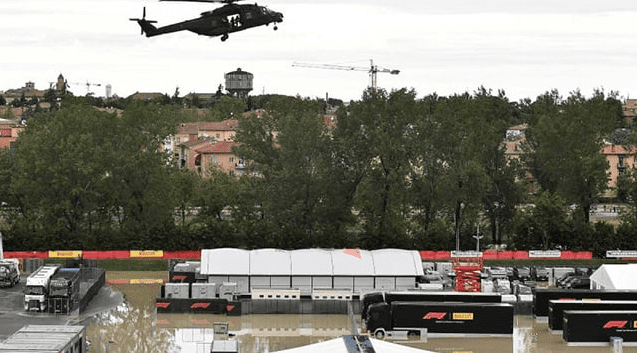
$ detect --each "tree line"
[0,87,634,257]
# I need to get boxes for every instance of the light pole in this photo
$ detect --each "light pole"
[472,224,483,252]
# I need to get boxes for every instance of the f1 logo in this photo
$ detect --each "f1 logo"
[190,302,211,309]
[603,321,628,329]
[423,312,446,320]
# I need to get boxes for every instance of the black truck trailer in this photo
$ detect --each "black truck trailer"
[563,310,637,344]
[533,288,637,318]
[548,300,637,332]
[47,268,81,313]
[361,291,504,323]
[365,301,514,339]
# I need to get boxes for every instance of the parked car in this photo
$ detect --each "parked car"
[494,278,511,294]
[559,275,591,289]
[420,270,445,284]
[532,266,550,281]
[556,272,576,288]
[514,266,531,280]
[487,267,508,279]
[513,282,533,295]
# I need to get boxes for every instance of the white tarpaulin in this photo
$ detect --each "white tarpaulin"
[272,335,436,353]
[589,264,637,290]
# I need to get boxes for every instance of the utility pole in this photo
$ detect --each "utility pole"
[0,231,4,260]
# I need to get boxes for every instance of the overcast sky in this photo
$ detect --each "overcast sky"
[2,0,637,102]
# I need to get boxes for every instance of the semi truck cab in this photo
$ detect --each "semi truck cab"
[24,264,61,312]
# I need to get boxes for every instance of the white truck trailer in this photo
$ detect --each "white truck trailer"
[24,264,61,311]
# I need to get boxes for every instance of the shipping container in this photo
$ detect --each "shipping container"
[0,325,86,353]
[548,300,637,332]
[563,310,637,344]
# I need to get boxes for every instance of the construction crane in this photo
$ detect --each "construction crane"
[292,59,400,89]
[69,81,102,95]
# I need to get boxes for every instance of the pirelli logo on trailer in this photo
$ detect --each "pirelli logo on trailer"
[453,312,474,320]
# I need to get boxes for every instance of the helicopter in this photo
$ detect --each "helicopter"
[130,0,283,41]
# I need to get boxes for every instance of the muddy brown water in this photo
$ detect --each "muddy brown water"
[81,271,637,352]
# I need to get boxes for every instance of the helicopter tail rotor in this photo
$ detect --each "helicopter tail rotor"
[129,7,158,36]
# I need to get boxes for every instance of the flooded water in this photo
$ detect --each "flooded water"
[83,272,637,353]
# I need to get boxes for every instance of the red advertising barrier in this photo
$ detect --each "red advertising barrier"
[482,251,498,260]
[419,251,436,260]
[512,251,530,260]
[1,249,598,261]
[420,250,594,261]
[434,251,451,260]
[561,251,576,259]
[575,251,593,259]
[83,251,131,260]
[163,250,201,259]
[4,251,48,259]
[497,251,514,260]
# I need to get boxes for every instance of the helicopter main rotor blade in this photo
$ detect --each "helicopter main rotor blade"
[159,0,242,3]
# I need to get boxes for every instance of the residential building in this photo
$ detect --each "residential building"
[174,119,244,175]
[503,124,536,193]
[195,140,243,176]
[623,99,637,126]
[3,81,46,105]
[602,143,637,199]
[0,120,24,152]
[127,92,165,101]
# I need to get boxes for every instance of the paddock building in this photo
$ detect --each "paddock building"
[200,248,424,295]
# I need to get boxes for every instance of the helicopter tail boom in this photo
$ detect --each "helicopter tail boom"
[129,7,159,36]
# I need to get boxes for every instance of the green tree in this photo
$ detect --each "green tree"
[3,102,178,250]
[513,191,569,249]
[209,96,246,121]
[524,89,617,223]
[342,89,417,248]
[234,96,332,248]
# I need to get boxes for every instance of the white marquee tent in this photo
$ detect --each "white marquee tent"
[200,248,425,294]
[589,263,637,290]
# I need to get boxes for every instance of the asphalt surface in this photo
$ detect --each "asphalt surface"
[0,277,124,341]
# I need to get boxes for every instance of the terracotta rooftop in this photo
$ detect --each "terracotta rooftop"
[195,140,239,154]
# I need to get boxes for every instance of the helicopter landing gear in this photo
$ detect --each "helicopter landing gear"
[273,25,278,30]
[221,33,229,41]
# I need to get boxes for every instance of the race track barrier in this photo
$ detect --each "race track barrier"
[419,250,593,261]
[2,249,595,261]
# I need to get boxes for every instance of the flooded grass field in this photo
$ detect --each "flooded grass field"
[75,272,637,352]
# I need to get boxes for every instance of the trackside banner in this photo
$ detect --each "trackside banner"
[606,250,637,258]
[130,250,164,258]
[528,250,561,258]
[48,250,82,258]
